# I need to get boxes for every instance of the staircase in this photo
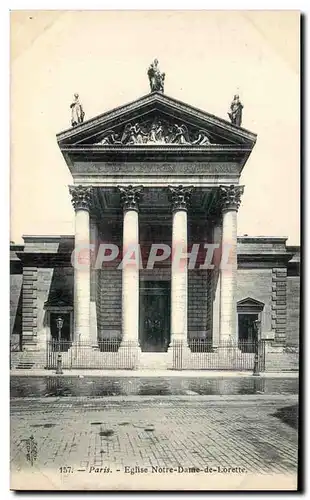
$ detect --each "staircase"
[11,350,46,370]
[138,352,170,370]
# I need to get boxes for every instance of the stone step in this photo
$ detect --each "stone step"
[139,353,169,370]
[10,351,47,369]
[15,362,35,369]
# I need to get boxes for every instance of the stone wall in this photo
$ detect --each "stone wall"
[99,266,122,339]
[188,269,209,339]
[236,268,273,336]
[36,268,53,346]
[10,274,23,347]
[286,276,300,346]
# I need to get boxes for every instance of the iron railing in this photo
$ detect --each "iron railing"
[46,339,268,371]
[174,339,265,371]
[46,339,137,370]
[98,339,122,352]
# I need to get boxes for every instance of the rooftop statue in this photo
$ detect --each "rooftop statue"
[70,93,85,127]
[147,59,165,93]
[228,94,243,127]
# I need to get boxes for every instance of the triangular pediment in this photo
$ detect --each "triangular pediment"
[57,92,256,149]
[237,297,265,310]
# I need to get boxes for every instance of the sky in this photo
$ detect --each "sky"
[10,10,300,244]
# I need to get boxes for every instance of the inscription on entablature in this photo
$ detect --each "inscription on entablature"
[75,162,239,175]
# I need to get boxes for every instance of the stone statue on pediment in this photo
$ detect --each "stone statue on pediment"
[121,123,148,144]
[172,124,191,145]
[147,59,165,93]
[228,94,243,127]
[97,130,122,145]
[148,120,165,143]
[70,93,85,127]
[192,130,212,145]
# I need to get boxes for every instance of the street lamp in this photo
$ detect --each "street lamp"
[55,316,64,375]
[56,316,64,351]
[253,319,261,376]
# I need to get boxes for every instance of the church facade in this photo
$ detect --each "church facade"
[10,90,300,371]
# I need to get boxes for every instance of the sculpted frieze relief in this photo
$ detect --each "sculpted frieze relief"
[94,118,213,146]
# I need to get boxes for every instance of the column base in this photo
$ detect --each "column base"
[168,337,190,349]
[168,339,192,363]
[119,339,141,351]
[72,340,94,349]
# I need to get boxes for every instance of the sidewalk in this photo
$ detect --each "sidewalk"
[10,369,299,378]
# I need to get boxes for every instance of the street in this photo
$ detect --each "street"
[10,386,298,490]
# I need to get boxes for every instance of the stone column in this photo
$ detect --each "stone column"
[118,185,143,347]
[168,185,193,347]
[90,217,98,347]
[69,185,92,344]
[218,185,244,344]
[212,217,222,348]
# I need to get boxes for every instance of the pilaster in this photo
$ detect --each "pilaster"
[21,267,38,350]
[271,267,287,344]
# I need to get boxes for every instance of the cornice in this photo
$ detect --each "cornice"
[16,252,73,267]
[61,145,252,153]
[238,252,294,266]
[61,144,251,165]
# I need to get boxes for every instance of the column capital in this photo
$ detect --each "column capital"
[69,185,92,211]
[218,185,244,212]
[168,185,194,212]
[117,185,143,212]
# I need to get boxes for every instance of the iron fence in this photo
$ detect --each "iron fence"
[46,338,267,371]
[98,339,122,352]
[174,339,265,371]
[46,339,137,370]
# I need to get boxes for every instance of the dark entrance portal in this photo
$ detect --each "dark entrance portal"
[139,281,170,352]
[238,313,258,352]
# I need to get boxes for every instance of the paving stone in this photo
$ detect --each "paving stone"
[11,398,298,477]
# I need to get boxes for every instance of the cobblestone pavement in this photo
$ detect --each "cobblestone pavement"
[10,396,298,490]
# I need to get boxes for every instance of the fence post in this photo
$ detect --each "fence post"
[56,353,63,375]
[252,340,260,376]
[46,342,49,369]
[259,339,266,372]
[172,341,183,370]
